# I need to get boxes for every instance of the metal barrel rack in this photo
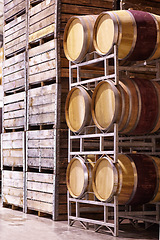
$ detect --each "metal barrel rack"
[67,44,160,237]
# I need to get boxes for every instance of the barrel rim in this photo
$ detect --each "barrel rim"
[150,156,160,202]
[148,13,160,60]
[93,11,119,56]
[124,154,138,205]
[63,16,89,63]
[91,80,121,132]
[92,155,118,202]
[65,86,92,133]
[66,156,89,198]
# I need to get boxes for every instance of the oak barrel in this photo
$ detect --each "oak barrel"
[91,80,122,132]
[63,15,97,63]
[93,10,157,61]
[92,154,157,205]
[65,86,92,133]
[150,156,160,203]
[66,156,95,198]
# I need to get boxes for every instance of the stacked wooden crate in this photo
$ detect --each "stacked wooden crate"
[26,0,59,219]
[2,0,114,220]
[2,0,27,210]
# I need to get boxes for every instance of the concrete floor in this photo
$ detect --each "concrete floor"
[0,205,159,240]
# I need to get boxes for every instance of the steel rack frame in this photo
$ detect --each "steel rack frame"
[67,45,160,237]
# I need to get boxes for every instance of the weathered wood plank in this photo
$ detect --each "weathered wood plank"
[27,172,53,183]
[29,15,55,35]
[5,34,26,50]
[3,186,23,197]
[4,92,25,104]
[3,61,25,77]
[4,1,26,20]
[29,59,56,75]
[3,52,24,68]
[3,195,23,207]
[28,148,54,158]
[29,112,55,125]
[29,69,56,84]
[27,158,54,169]
[27,129,54,139]
[3,69,25,83]
[29,50,55,66]
[27,181,53,193]
[29,24,54,42]
[2,131,24,141]
[27,200,52,214]
[3,78,25,92]
[30,0,55,16]
[3,170,23,180]
[3,118,25,128]
[30,4,55,26]
[4,14,25,32]
[29,39,55,57]
[27,191,53,203]
[5,41,26,57]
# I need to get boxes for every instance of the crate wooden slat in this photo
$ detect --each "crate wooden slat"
[121,0,160,15]
[28,84,56,127]
[28,40,56,85]
[3,52,26,92]
[29,0,55,43]
[2,170,24,208]
[4,14,26,57]
[3,91,26,130]
[27,129,55,169]
[27,172,53,214]
[2,132,24,167]
[4,0,26,22]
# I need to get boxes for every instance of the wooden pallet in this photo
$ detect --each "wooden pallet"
[27,172,54,215]
[27,129,55,170]
[3,91,26,131]
[3,52,26,93]
[4,13,27,58]
[4,0,26,23]
[2,132,25,168]
[28,84,56,127]
[2,170,24,209]
[29,0,55,43]
[28,40,56,86]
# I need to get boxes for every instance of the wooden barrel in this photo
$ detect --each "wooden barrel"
[92,156,118,202]
[129,78,158,135]
[63,15,98,63]
[65,86,92,133]
[126,154,157,205]
[92,154,157,205]
[149,14,160,60]
[66,156,95,198]
[151,82,160,133]
[119,78,140,134]
[93,10,157,61]
[150,156,160,203]
[91,80,122,131]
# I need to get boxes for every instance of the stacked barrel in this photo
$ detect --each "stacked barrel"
[2,0,27,211]
[64,10,160,207]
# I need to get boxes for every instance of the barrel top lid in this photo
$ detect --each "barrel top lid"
[94,13,115,54]
[64,17,84,61]
[65,87,86,133]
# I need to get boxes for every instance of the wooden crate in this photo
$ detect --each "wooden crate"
[28,40,56,85]
[29,0,55,43]
[28,84,56,127]
[3,52,26,93]
[4,13,27,57]
[2,170,24,208]
[0,47,3,85]
[27,129,55,170]
[4,0,26,22]
[2,132,24,168]
[27,172,54,214]
[3,91,26,130]
[121,0,160,15]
